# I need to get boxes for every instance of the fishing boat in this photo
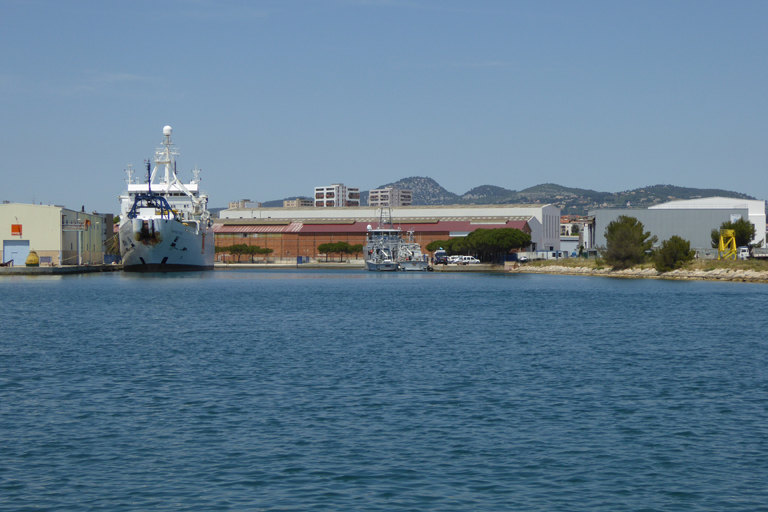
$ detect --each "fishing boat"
[364,208,429,271]
[118,126,214,272]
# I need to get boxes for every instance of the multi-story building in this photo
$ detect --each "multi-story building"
[228,199,262,209]
[314,184,360,207]
[368,187,412,207]
[283,198,314,208]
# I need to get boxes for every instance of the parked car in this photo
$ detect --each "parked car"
[447,255,462,264]
[434,249,449,264]
[737,247,750,260]
[517,255,528,263]
[458,256,481,264]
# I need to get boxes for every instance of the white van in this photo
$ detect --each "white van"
[458,256,481,264]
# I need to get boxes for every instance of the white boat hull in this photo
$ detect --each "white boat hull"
[119,218,214,272]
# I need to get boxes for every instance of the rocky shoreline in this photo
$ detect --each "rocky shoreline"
[507,264,768,283]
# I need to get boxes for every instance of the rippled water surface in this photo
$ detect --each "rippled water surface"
[2,270,768,511]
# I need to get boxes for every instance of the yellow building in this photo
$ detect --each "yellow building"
[0,203,111,266]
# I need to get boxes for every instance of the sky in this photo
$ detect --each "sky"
[1,0,766,213]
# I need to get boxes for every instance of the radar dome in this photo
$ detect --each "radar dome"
[367,224,372,230]
[163,126,172,136]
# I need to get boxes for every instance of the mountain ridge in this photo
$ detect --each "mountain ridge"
[259,178,758,216]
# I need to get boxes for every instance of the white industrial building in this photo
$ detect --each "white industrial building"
[0,203,111,266]
[590,196,767,250]
[649,197,766,247]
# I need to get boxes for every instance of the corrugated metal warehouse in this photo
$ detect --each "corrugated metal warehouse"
[590,197,766,249]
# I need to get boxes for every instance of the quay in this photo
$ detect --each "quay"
[213,261,506,272]
[0,265,122,276]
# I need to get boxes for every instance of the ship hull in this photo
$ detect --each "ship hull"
[365,260,399,271]
[398,260,429,271]
[119,218,214,272]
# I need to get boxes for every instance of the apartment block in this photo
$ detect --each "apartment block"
[368,187,412,207]
[314,184,360,207]
[228,199,262,209]
[283,198,314,208]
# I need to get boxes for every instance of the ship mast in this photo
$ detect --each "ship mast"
[152,126,204,212]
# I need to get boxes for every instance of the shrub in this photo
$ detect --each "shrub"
[710,217,756,248]
[603,216,657,270]
[654,236,695,272]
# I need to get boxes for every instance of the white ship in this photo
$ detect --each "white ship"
[118,126,214,272]
[364,209,429,271]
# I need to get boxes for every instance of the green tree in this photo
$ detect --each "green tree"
[227,243,249,263]
[653,236,695,273]
[465,228,531,262]
[350,244,364,259]
[334,242,352,261]
[317,243,336,262]
[105,234,120,256]
[442,237,468,256]
[426,240,448,252]
[244,245,262,263]
[214,245,230,262]
[710,217,757,248]
[256,246,274,263]
[603,216,657,270]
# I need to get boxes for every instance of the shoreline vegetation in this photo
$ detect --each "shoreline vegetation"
[507,259,768,283]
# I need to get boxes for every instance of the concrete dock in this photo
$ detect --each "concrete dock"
[0,265,122,276]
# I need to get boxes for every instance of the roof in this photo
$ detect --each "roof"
[213,222,303,233]
[649,196,765,216]
[214,219,531,234]
[218,204,557,223]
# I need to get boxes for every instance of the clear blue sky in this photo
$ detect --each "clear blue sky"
[1,0,766,213]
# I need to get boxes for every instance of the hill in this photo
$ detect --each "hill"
[364,177,459,206]
[260,179,757,216]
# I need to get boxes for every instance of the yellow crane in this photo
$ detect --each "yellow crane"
[718,229,737,260]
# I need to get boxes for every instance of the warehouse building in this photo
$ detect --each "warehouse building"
[589,197,766,250]
[216,204,560,262]
[0,203,111,266]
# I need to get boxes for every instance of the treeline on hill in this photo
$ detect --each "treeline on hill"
[602,216,757,273]
[426,228,531,263]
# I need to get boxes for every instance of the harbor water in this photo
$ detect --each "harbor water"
[2,270,768,511]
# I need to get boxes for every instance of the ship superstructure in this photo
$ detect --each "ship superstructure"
[118,126,214,271]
